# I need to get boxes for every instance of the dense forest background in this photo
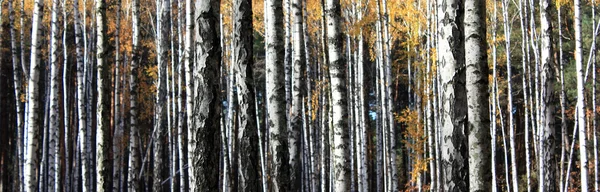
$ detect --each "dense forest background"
[0,0,598,191]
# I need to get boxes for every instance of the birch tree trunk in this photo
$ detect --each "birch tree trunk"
[557,3,567,191]
[95,0,112,190]
[501,0,519,190]
[538,0,557,190]
[49,0,61,189]
[465,0,490,190]
[127,0,141,190]
[23,0,44,190]
[289,0,306,189]
[73,0,92,190]
[437,0,467,191]
[232,0,260,189]
[265,0,290,190]
[192,0,222,190]
[491,1,499,190]
[153,0,169,190]
[184,0,197,190]
[324,0,349,190]
[575,0,588,190]
[9,0,25,190]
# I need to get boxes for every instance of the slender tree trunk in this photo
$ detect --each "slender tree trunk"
[517,0,533,190]
[176,1,187,191]
[112,1,123,190]
[265,0,290,190]
[575,0,588,190]
[49,0,62,189]
[557,3,567,191]
[73,0,91,190]
[593,1,599,191]
[501,0,519,190]
[9,0,25,190]
[61,0,70,191]
[23,0,44,190]
[153,0,169,190]
[288,0,306,189]
[127,0,141,190]
[491,1,499,190]
[192,0,222,190]
[539,0,557,190]
[184,0,195,190]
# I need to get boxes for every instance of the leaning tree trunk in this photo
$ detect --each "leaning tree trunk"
[437,0,468,191]
[575,0,588,190]
[324,0,350,190]
[95,0,112,190]
[128,0,141,190]
[23,0,44,190]
[192,0,222,190]
[464,0,491,191]
[288,0,306,189]
[538,0,557,190]
[233,0,260,189]
[265,0,290,190]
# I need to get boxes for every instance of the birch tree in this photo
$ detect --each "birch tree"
[325,0,349,190]
[265,0,290,190]
[127,0,142,190]
[73,0,92,190]
[154,0,170,190]
[23,0,44,190]
[49,0,61,189]
[232,0,260,189]
[575,0,588,190]
[465,0,490,190]
[95,0,112,190]
[289,0,306,189]
[9,0,25,190]
[539,0,557,190]
[192,0,222,190]
[437,0,468,191]
[501,0,518,190]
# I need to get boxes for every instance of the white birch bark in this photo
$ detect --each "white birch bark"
[465,0,491,191]
[49,0,61,189]
[95,0,111,190]
[153,0,169,190]
[491,1,499,190]
[184,0,196,189]
[23,0,44,190]
[265,0,290,190]
[289,0,305,188]
[539,0,557,190]
[438,0,467,190]
[557,3,567,191]
[127,0,141,190]
[325,0,349,190]
[9,0,25,190]
[575,0,588,190]
[501,0,519,190]
[73,0,91,190]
